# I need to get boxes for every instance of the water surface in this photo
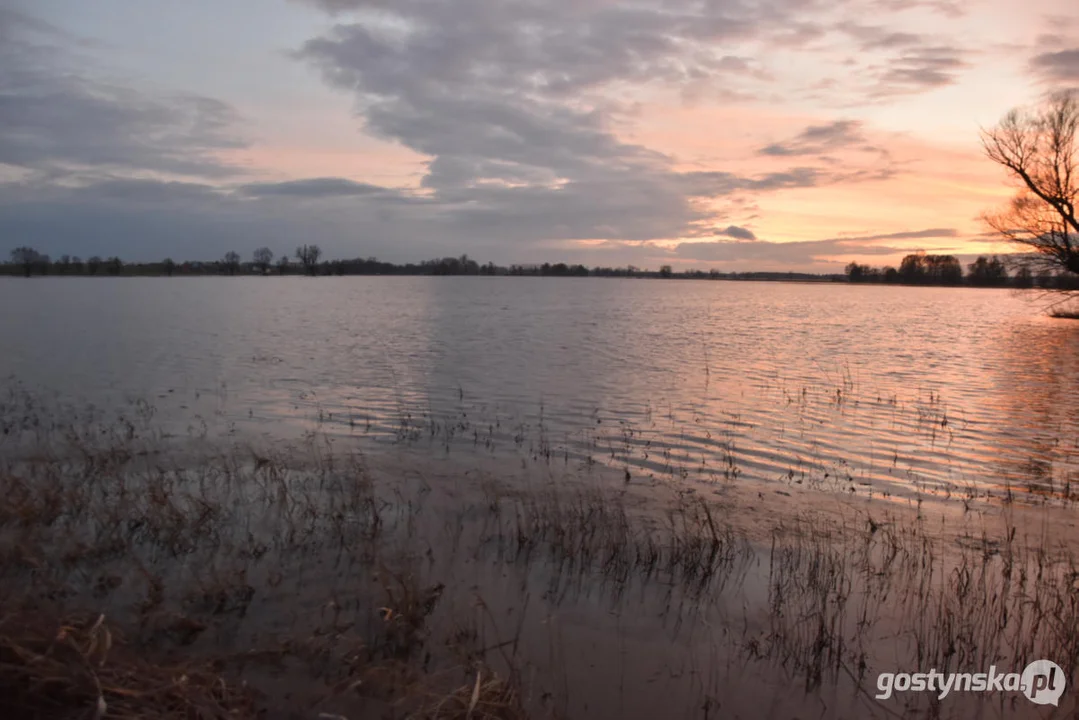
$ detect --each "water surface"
[3,276,1076,502]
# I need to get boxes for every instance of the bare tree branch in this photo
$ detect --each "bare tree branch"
[982,91,1079,282]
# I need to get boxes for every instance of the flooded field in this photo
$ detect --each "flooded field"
[3,276,1079,502]
[2,276,1078,719]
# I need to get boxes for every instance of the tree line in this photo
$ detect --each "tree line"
[4,245,840,281]
[6,243,1079,289]
[845,252,1079,290]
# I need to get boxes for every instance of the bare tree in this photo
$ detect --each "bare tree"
[10,246,42,277]
[277,255,290,275]
[162,258,176,277]
[253,247,274,275]
[295,244,322,276]
[981,91,1079,281]
[223,251,241,275]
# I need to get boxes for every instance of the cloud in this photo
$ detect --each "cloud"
[673,238,900,264]
[238,177,396,198]
[716,225,757,241]
[872,46,968,96]
[842,228,958,242]
[65,178,226,203]
[671,227,960,267]
[291,0,883,249]
[836,22,925,51]
[0,0,987,268]
[0,169,818,263]
[865,0,967,20]
[0,8,247,180]
[663,226,960,268]
[0,178,418,262]
[0,166,968,272]
[1030,49,1079,85]
[760,120,865,156]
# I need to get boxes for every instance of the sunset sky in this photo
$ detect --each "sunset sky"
[1,0,1077,271]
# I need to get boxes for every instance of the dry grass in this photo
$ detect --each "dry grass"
[0,610,261,720]
[0,389,543,719]
[408,670,528,720]
[3,388,1079,718]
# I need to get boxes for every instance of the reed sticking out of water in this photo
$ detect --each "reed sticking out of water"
[2,394,1079,718]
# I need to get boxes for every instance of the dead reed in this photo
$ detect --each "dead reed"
[0,610,261,720]
[3,390,1079,718]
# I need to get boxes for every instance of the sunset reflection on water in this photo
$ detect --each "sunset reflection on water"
[2,277,1077,504]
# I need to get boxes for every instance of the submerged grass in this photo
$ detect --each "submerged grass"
[0,610,262,720]
[2,390,1079,718]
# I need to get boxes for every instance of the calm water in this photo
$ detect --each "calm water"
[3,276,1078,502]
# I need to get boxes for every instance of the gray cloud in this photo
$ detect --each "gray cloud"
[873,46,967,96]
[64,178,226,204]
[0,171,810,262]
[842,228,958,242]
[866,0,968,19]
[717,225,757,241]
[238,178,396,198]
[673,238,902,264]
[0,0,981,268]
[500,221,969,270]
[760,120,865,156]
[836,22,925,51]
[0,170,965,270]
[670,229,957,268]
[291,0,874,250]
[1031,49,1079,84]
[0,178,423,262]
[0,8,247,180]
[660,226,960,269]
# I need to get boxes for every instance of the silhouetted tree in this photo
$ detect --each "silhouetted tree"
[105,257,123,276]
[459,254,479,275]
[982,91,1079,284]
[423,255,480,275]
[277,255,290,275]
[253,247,273,274]
[1053,270,1079,290]
[659,264,673,278]
[10,246,42,277]
[924,254,963,285]
[295,244,321,275]
[163,258,176,277]
[846,262,878,282]
[87,256,102,276]
[1014,265,1034,289]
[967,255,1009,287]
[223,251,241,275]
[898,253,927,284]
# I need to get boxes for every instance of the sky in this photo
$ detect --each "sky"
[1,0,1077,272]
